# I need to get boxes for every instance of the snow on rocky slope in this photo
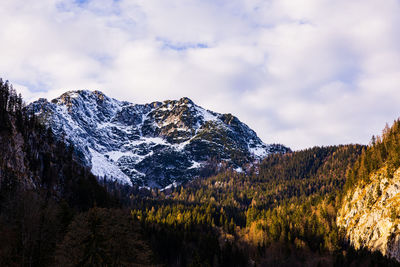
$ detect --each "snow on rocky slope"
[28,90,289,188]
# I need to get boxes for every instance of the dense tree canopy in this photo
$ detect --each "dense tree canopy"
[130,144,399,266]
[345,119,400,192]
[0,79,399,266]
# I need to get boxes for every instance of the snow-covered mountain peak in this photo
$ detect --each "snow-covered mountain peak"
[28,90,290,188]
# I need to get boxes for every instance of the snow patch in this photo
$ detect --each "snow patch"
[196,106,218,122]
[66,92,80,98]
[105,151,135,162]
[139,185,151,191]
[189,160,202,169]
[162,181,179,191]
[249,145,269,158]
[234,167,244,173]
[142,137,168,146]
[89,148,132,185]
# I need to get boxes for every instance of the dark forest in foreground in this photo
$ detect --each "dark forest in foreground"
[0,80,399,266]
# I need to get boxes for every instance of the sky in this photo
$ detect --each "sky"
[1,0,400,150]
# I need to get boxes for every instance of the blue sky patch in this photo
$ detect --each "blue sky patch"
[157,38,209,51]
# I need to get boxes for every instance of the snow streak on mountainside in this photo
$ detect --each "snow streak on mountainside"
[28,90,289,188]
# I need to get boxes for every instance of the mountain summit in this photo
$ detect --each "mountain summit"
[28,90,289,188]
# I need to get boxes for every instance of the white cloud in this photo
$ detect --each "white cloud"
[1,0,400,149]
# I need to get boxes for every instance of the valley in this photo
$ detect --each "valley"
[1,81,400,266]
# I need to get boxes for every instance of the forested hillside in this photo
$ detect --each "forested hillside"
[338,119,400,262]
[130,145,400,266]
[345,120,400,191]
[0,80,154,266]
[1,79,399,266]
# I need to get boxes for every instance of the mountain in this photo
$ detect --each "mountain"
[2,79,398,266]
[337,119,400,262]
[0,85,112,207]
[0,80,136,267]
[28,90,289,188]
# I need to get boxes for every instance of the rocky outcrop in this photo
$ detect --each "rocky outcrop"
[337,166,400,261]
[28,90,289,188]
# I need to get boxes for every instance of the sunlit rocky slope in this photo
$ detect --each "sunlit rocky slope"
[337,120,400,263]
[338,166,400,261]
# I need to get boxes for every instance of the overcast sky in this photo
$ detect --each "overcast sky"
[1,0,400,150]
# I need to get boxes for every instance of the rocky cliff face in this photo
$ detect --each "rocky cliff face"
[28,90,289,188]
[337,166,400,262]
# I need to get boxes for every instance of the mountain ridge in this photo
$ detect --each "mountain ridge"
[1,79,398,266]
[29,90,290,188]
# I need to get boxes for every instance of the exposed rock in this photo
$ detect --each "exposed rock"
[28,90,290,188]
[337,166,400,262]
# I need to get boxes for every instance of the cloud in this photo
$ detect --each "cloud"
[1,0,400,149]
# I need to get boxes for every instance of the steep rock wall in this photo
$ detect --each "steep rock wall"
[337,166,400,261]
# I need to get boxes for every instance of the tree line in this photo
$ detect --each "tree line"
[1,79,399,266]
